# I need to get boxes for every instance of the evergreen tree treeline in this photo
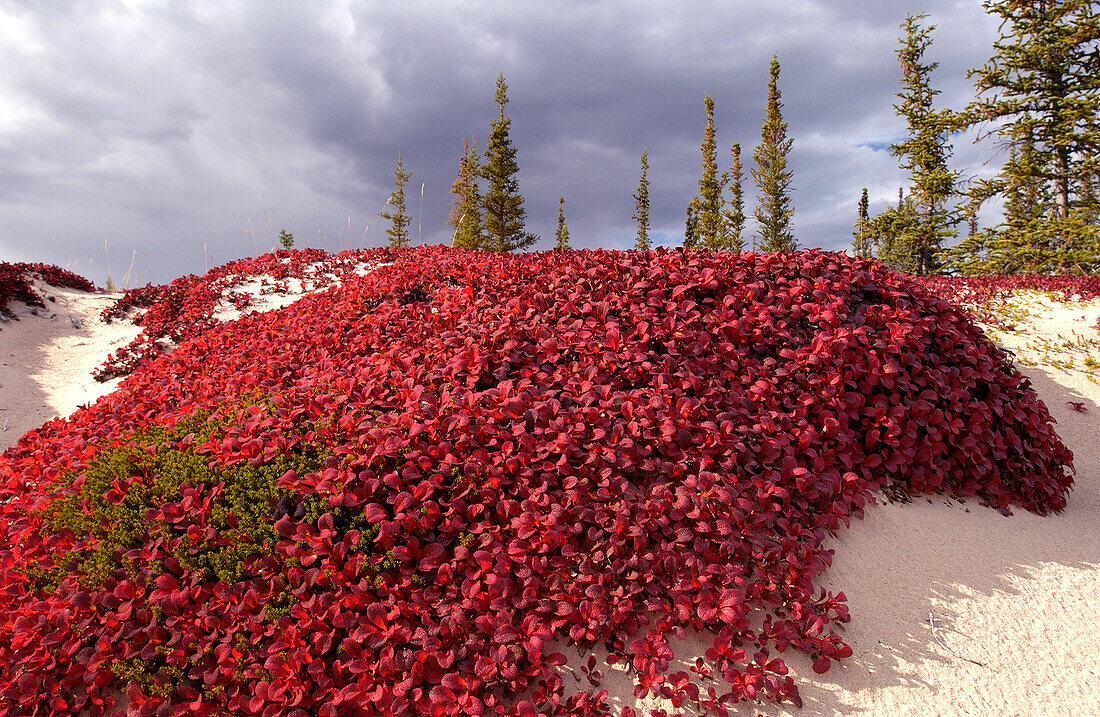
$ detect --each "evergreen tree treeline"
[398,7,1098,273]
[950,0,1100,274]
[449,138,483,249]
[872,13,957,275]
[483,72,538,252]
[555,195,571,250]
[868,2,1099,274]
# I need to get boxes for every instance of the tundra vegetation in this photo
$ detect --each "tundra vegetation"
[0,246,1081,715]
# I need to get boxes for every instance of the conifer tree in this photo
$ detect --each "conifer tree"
[752,54,797,252]
[1004,134,1049,228]
[721,142,746,251]
[449,139,484,249]
[958,0,1100,271]
[633,149,652,251]
[967,0,1100,220]
[555,195,571,250]
[887,13,957,275]
[870,187,922,270]
[693,95,725,249]
[379,152,411,249]
[851,188,873,258]
[945,186,998,275]
[446,139,470,229]
[482,72,537,252]
[683,204,698,249]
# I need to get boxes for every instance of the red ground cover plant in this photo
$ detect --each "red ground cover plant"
[917,274,1100,304]
[95,248,373,380]
[0,262,97,323]
[917,274,1100,330]
[0,247,1074,716]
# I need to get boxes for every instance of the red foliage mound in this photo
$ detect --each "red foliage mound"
[0,262,96,323]
[0,247,1073,716]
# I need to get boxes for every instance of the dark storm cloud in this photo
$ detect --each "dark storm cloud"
[0,0,1002,284]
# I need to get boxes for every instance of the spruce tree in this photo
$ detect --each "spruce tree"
[482,72,537,252]
[871,187,922,270]
[721,142,746,251]
[888,13,957,275]
[446,139,469,229]
[555,195,571,250]
[449,139,484,249]
[693,95,725,249]
[959,0,1100,271]
[851,188,873,258]
[683,204,698,249]
[379,152,411,249]
[752,54,796,252]
[633,149,652,251]
[967,0,1100,220]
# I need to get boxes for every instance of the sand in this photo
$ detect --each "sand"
[1,281,1098,716]
[0,280,142,452]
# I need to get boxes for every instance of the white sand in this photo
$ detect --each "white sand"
[1,284,1098,715]
[0,281,141,451]
[210,260,391,322]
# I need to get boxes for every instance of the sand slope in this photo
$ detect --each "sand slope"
[0,281,141,452]
[1,283,1097,716]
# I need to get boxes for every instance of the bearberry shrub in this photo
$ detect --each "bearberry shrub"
[0,248,1073,716]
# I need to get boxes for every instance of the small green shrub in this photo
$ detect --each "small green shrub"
[35,403,333,591]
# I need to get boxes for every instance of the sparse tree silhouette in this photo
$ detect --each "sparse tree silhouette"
[683,204,698,249]
[482,72,537,252]
[692,95,725,249]
[555,195,571,250]
[721,142,746,251]
[379,152,411,249]
[851,188,873,258]
[633,149,652,251]
[449,138,484,249]
[886,13,957,274]
[752,54,796,252]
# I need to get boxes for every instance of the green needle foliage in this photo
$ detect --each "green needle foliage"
[380,153,411,249]
[482,72,537,252]
[633,149,651,251]
[449,138,484,249]
[952,0,1100,273]
[721,142,746,252]
[277,229,294,250]
[688,99,744,252]
[870,188,923,270]
[684,204,698,250]
[882,13,958,275]
[692,95,725,249]
[851,188,873,259]
[752,54,797,252]
[555,195,571,250]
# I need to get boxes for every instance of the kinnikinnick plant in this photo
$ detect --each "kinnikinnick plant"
[0,246,1078,716]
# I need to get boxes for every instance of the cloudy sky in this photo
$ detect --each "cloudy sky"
[1,0,1006,285]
